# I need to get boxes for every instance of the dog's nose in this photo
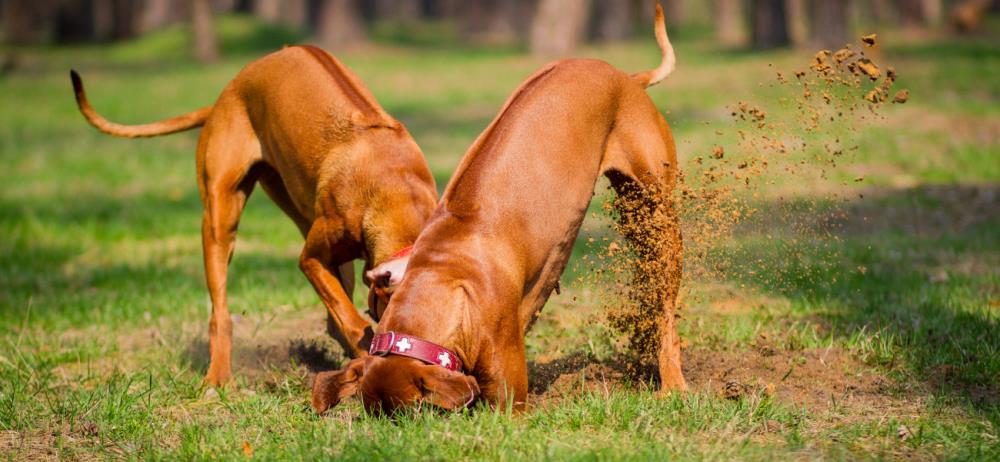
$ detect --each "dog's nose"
[363,268,383,286]
[375,271,392,288]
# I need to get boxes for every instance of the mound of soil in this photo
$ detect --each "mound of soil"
[527,346,919,417]
[684,347,904,412]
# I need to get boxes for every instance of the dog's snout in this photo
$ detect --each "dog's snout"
[375,271,392,288]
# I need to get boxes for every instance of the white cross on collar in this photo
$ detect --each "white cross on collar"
[437,352,452,367]
[395,337,412,352]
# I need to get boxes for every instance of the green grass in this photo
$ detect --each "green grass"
[1,14,998,461]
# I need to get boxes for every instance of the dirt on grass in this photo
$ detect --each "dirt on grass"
[0,429,102,462]
[684,347,913,413]
[51,306,342,393]
[575,35,913,389]
[526,345,923,421]
[0,431,58,462]
[178,306,343,388]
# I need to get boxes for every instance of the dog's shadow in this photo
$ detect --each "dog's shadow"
[287,338,344,372]
[527,351,657,396]
[182,334,344,379]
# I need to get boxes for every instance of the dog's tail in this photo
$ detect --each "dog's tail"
[631,3,676,88]
[70,70,212,138]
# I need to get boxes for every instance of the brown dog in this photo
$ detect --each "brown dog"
[313,5,684,414]
[71,45,438,387]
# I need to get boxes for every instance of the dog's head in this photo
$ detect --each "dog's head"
[364,253,411,320]
[312,355,479,415]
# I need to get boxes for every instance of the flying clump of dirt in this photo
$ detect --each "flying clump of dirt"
[601,182,683,367]
[585,34,908,370]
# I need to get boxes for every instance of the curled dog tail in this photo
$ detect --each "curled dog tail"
[631,3,676,88]
[70,70,212,138]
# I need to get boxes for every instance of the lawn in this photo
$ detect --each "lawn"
[1,15,997,461]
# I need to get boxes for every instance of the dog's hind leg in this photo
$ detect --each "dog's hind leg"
[601,105,687,393]
[197,100,263,387]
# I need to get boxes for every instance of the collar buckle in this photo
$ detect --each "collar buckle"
[369,331,395,356]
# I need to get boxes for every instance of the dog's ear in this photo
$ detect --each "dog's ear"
[418,365,480,410]
[312,358,366,414]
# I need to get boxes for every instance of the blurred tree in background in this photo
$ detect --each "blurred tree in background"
[715,0,747,46]
[530,0,590,56]
[315,0,366,49]
[751,0,790,48]
[809,1,849,49]
[1,0,996,58]
[191,0,219,62]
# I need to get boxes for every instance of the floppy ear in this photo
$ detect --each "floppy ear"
[312,358,365,414]
[418,364,480,410]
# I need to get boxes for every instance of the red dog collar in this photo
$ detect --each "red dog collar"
[369,332,463,372]
[388,245,413,260]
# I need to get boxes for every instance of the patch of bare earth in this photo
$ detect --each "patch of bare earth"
[0,431,58,462]
[178,306,345,388]
[52,305,345,392]
[528,344,925,424]
[685,347,917,414]
[0,430,100,462]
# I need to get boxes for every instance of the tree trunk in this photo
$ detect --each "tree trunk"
[420,0,461,19]
[280,0,308,28]
[375,0,422,22]
[786,0,808,46]
[214,0,239,13]
[663,0,684,28]
[254,0,282,22]
[530,0,591,57]
[715,0,745,47]
[192,0,220,63]
[53,2,97,43]
[316,0,366,50]
[253,0,307,26]
[895,0,925,27]
[809,0,850,49]
[140,0,187,33]
[234,0,254,13]
[109,0,140,40]
[591,0,634,42]
[949,0,993,32]
[462,0,524,45]
[2,1,52,44]
[868,0,896,24]
[750,0,790,49]
[922,0,942,25]
[89,0,140,41]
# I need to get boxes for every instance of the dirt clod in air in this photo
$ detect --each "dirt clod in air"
[580,33,905,375]
[865,88,884,103]
[861,33,877,46]
[855,58,881,81]
[712,146,725,159]
[602,183,683,367]
[811,50,832,73]
[832,45,855,64]
[893,89,909,104]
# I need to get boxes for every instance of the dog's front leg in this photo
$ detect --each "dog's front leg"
[299,222,373,358]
